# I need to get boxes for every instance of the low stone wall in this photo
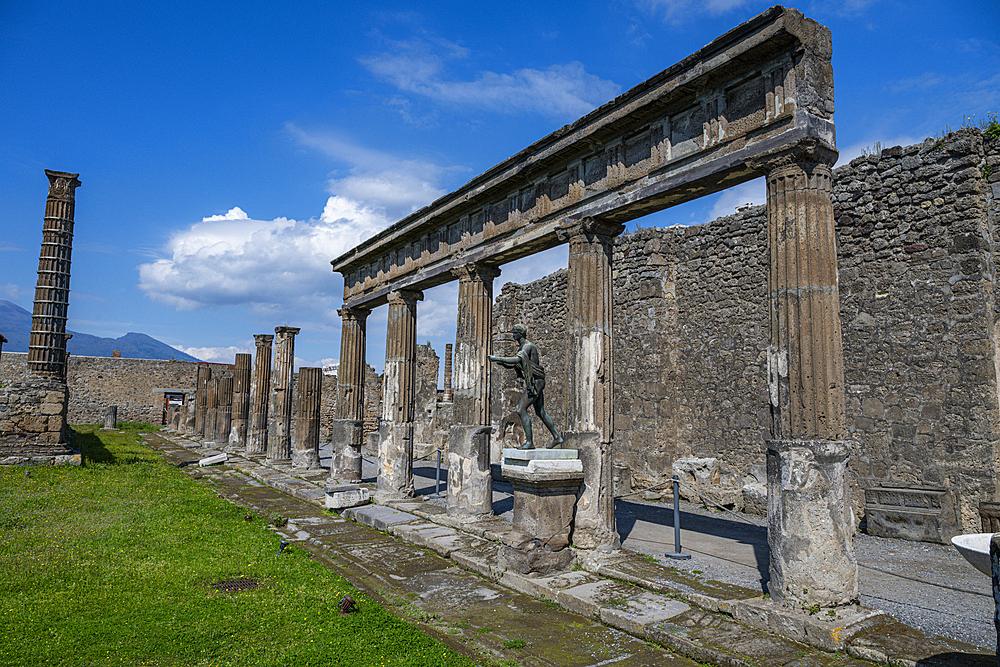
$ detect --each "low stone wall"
[0,378,68,445]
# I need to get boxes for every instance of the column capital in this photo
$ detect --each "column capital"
[387,288,424,306]
[254,333,274,346]
[450,262,501,283]
[337,305,371,322]
[275,326,301,336]
[556,216,626,244]
[45,170,81,201]
[744,137,838,176]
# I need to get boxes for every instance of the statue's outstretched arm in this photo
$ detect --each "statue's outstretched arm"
[488,354,520,368]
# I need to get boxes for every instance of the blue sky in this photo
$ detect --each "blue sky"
[1,0,997,373]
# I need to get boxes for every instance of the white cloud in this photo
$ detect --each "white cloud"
[175,344,251,365]
[286,123,449,221]
[637,0,758,21]
[707,179,766,220]
[137,197,389,313]
[0,283,28,303]
[360,39,620,119]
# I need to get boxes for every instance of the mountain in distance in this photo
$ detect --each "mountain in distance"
[0,300,201,362]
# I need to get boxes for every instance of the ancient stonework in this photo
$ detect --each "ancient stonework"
[247,334,273,457]
[228,353,251,451]
[267,327,299,463]
[293,367,323,470]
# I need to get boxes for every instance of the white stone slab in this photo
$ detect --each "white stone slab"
[502,459,583,475]
[198,453,228,466]
[325,485,371,510]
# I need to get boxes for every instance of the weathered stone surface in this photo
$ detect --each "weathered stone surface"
[228,353,251,451]
[742,482,767,516]
[376,421,415,503]
[324,483,370,510]
[329,418,364,482]
[447,425,492,517]
[101,406,117,430]
[568,430,619,549]
[498,531,576,576]
[247,334,273,457]
[671,457,720,501]
[767,439,857,607]
[503,459,583,552]
[267,326,298,463]
[292,367,322,470]
[864,483,961,543]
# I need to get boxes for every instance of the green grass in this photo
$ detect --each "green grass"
[0,424,475,667]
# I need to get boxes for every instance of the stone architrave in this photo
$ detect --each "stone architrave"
[376,289,422,503]
[331,306,370,483]
[215,376,233,451]
[293,367,323,470]
[194,365,211,437]
[27,170,81,380]
[204,377,219,444]
[556,217,624,550]
[228,353,251,451]
[747,139,858,608]
[267,326,299,463]
[246,334,273,457]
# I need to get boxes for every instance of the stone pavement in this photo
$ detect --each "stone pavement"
[147,430,994,667]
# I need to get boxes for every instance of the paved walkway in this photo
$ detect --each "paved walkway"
[146,431,994,667]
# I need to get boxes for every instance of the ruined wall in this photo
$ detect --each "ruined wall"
[493,129,1000,532]
[2,352,203,425]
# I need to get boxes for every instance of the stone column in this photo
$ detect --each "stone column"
[293,367,323,470]
[447,263,500,517]
[558,217,624,550]
[184,400,196,435]
[376,289,422,503]
[267,326,299,463]
[194,365,212,437]
[215,376,233,451]
[747,139,857,608]
[443,343,454,402]
[451,263,500,426]
[27,170,81,379]
[204,377,219,444]
[331,306,370,483]
[228,353,251,451]
[102,406,117,431]
[247,334,273,457]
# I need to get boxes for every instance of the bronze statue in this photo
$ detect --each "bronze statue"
[488,324,564,450]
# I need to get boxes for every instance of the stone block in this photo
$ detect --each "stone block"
[447,425,492,517]
[742,482,767,516]
[324,483,371,510]
[671,457,720,501]
[864,483,960,544]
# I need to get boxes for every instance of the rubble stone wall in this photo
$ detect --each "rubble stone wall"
[493,129,1000,532]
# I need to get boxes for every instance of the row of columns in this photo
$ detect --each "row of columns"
[174,326,326,473]
[331,139,855,608]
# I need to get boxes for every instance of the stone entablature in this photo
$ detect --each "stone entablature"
[331,6,834,309]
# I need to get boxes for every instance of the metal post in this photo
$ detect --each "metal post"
[429,449,443,498]
[665,475,691,560]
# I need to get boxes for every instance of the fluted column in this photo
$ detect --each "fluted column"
[451,263,500,426]
[28,170,80,379]
[558,216,624,550]
[747,138,857,608]
[331,306,370,483]
[293,367,323,470]
[228,353,251,451]
[215,376,233,450]
[194,365,212,437]
[443,343,454,403]
[204,377,219,443]
[247,334,273,457]
[376,289,422,503]
[267,326,299,463]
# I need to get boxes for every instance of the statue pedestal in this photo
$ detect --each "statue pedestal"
[499,448,583,575]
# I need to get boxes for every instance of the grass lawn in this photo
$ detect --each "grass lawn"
[0,424,476,667]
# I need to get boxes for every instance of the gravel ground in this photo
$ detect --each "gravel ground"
[332,449,993,650]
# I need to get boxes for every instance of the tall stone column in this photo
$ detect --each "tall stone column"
[447,263,499,517]
[228,353,251,451]
[27,170,81,379]
[331,306,370,483]
[267,326,299,464]
[451,263,500,426]
[747,139,857,608]
[293,367,323,470]
[558,217,624,550]
[376,289,422,503]
[247,334,273,457]
[194,366,212,437]
[204,377,219,444]
[443,343,454,402]
[215,376,233,450]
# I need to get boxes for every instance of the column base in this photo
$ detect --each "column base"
[375,421,414,504]
[447,425,493,517]
[291,450,322,471]
[564,430,620,550]
[330,419,364,483]
[767,439,858,608]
